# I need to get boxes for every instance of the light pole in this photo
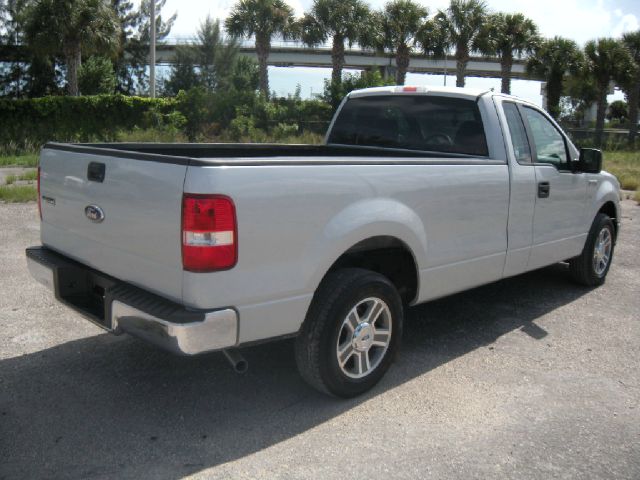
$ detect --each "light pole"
[150,0,156,98]
[443,54,447,86]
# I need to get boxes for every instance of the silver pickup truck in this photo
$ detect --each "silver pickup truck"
[27,86,620,397]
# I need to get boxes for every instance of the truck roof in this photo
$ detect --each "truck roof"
[348,85,497,101]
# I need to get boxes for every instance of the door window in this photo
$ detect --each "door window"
[503,102,532,164]
[521,107,569,169]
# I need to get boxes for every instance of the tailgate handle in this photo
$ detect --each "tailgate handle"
[87,162,106,183]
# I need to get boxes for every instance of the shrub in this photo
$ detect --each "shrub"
[0,95,180,147]
[0,90,333,150]
[323,70,395,109]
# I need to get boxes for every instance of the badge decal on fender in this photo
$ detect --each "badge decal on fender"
[85,205,105,223]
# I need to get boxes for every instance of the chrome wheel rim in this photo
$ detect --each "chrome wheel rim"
[593,227,612,276]
[336,297,392,379]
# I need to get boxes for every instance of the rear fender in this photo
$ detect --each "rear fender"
[304,198,427,296]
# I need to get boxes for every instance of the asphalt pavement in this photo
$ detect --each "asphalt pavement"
[1,202,639,479]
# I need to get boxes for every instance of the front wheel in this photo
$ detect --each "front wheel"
[569,213,615,286]
[295,268,403,398]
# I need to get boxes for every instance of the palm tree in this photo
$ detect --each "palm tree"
[23,0,119,96]
[622,31,640,146]
[225,0,296,96]
[527,37,582,120]
[372,0,429,85]
[434,0,488,88]
[479,13,539,94]
[584,38,635,147]
[299,0,370,86]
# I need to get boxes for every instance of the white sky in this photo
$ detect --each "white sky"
[161,0,639,44]
[152,0,640,104]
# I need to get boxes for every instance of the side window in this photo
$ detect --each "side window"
[503,102,531,164]
[521,107,569,169]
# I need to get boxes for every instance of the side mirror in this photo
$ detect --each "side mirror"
[577,148,602,173]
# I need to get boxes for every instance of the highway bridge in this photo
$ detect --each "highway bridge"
[159,43,532,80]
[0,40,535,81]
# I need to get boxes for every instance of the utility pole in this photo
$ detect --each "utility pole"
[149,0,156,98]
[443,54,447,86]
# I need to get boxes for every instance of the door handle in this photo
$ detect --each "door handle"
[538,181,550,198]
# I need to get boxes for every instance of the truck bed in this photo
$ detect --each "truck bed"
[44,142,498,166]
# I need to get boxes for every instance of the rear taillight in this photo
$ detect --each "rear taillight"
[37,166,42,220]
[181,194,237,272]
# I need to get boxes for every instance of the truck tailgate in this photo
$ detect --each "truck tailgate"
[38,146,187,302]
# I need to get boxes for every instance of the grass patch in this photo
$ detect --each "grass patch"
[0,184,37,202]
[18,169,38,181]
[603,151,640,190]
[216,130,324,144]
[635,188,640,204]
[0,153,39,167]
[115,127,188,143]
[5,174,17,185]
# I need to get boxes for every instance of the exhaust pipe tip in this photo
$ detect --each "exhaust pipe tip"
[223,349,248,374]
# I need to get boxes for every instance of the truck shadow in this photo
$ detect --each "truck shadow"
[1,264,592,479]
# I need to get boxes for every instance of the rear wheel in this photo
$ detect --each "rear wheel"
[569,213,615,286]
[295,268,403,398]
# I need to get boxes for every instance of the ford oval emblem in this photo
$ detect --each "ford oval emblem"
[85,205,105,223]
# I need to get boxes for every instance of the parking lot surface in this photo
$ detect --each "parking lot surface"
[1,202,639,479]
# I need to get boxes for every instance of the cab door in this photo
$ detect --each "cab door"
[519,106,588,269]
[499,100,536,278]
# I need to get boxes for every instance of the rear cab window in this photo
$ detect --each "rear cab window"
[328,95,489,157]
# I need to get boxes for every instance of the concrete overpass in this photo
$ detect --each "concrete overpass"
[155,43,533,80]
[0,41,534,81]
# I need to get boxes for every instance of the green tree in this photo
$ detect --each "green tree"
[78,56,117,94]
[584,38,634,146]
[434,0,488,88]
[0,0,61,97]
[197,17,241,92]
[0,0,9,44]
[371,0,429,85]
[607,100,628,124]
[561,71,598,126]
[299,0,371,86]
[164,46,200,94]
[231,56,260,92]
[23,0,120,96]
[0,0,26,97]
[479,13,538,94]
[110,0,137,93]
[165,16,252,96]
[225,0,296,97]
[527,36,582,120]
[622,31,640,146]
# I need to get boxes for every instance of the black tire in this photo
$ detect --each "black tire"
[569,213,615,286]
[295,268,403,398]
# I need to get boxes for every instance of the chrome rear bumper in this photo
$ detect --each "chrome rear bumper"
[26,246,238,355]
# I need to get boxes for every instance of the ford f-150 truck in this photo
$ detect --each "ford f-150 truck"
[26,86,620,397]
